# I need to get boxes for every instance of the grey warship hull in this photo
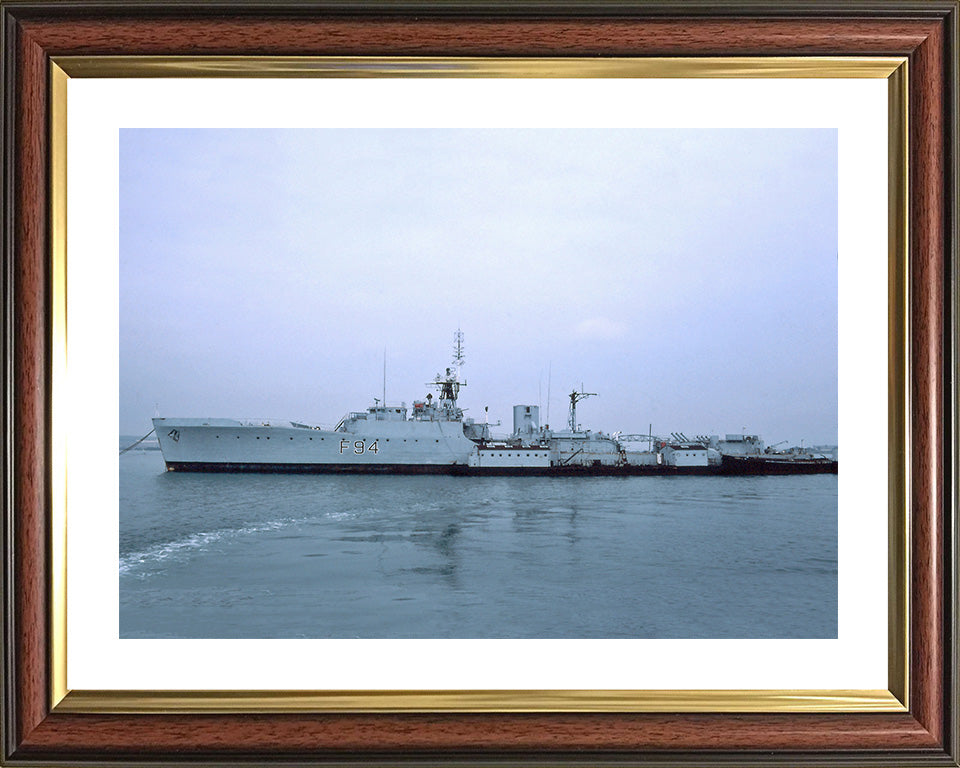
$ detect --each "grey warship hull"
[153,419,836,477]
[161,460,835,476]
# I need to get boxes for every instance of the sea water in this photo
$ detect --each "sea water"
[119,449,837,639]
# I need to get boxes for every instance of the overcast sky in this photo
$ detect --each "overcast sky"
[120,128,837,445]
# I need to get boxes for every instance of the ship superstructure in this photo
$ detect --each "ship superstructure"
[151,332,837,476]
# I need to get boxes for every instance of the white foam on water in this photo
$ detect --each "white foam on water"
[119,517,300,576]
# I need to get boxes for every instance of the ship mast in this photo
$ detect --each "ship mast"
[431,329,467,409]
[567,386,596,432]
[451,328,465,394]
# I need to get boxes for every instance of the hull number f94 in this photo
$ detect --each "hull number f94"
[340,439,379,455]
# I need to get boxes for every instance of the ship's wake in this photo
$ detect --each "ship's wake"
[119,516,310,577]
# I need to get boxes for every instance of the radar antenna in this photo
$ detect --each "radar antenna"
[428,330,467,409]
[567,386,597,432]
[452,328,465,372]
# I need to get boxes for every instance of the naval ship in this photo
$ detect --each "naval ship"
[151,331,837,476]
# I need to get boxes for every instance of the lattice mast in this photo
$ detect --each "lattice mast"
[433,329,467,405]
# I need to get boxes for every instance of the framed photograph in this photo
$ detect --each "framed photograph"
[2,2,957,765]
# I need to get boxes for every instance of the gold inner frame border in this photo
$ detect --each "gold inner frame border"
[48,55,909,714]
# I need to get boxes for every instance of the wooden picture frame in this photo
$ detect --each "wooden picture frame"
[2,1,957,764]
